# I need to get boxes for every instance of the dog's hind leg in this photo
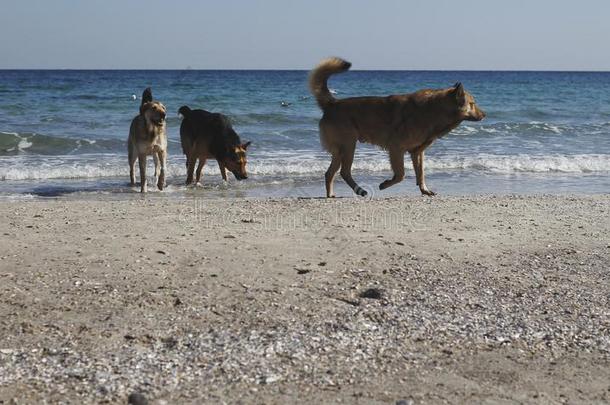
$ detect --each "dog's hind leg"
[156,150,166,191]
[325,154,341,198]
[138,153,148,193]
[195,158,206,184]
[186,156,196,185]
[411,150,435,196]
[340,142,367,197]
[379,147,405,190]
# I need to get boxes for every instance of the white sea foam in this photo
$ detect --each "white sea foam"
[1,153,609,181]
[17,138,33,150]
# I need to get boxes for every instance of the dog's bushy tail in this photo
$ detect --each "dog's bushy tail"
[309,57,351,110]
[178,105,192,119]
[178,106,193,156]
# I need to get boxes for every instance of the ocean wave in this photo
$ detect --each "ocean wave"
[247,154,610,175]
[427,154,610,174]
[1,153,608,181]
[0,132,124,155]
[453,121,610,137]
[232,113,318,126]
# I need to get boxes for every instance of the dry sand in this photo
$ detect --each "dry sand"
[0,195,609,404]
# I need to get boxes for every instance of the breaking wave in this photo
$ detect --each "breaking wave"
[1,152,608,181]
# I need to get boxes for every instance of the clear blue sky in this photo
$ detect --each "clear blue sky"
[1,0,609,70]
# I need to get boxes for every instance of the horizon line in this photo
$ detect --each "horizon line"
[2,68,610,73]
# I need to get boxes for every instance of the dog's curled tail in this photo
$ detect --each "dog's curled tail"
[178,105,192,119]
[309,57,351,109]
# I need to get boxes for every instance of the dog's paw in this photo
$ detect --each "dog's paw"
[420,188,436,196]
[354,186,368,197]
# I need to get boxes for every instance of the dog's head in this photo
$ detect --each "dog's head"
[140,88,167,127]
[222,141,251,180]
[452,83,486,121]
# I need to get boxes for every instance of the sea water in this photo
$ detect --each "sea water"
[0,69,609,198]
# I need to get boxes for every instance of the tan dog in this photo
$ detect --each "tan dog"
[309,57,486,197]
[127,87,167,193]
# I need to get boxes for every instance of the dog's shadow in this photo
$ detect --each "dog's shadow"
[29,181,140,197]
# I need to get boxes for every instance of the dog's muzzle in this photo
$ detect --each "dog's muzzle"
[232,171,248,180]
[466,111,486,121]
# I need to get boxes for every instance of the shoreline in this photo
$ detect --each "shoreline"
[1,195,609,403]
[1,171,609,200]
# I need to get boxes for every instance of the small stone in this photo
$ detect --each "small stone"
[128,392,148,405]
[296,268,311,275]
[156,250,167,255]
[263,374,282,384]
[396,400,414,405]
[224,235,236,239]
[359,288,384,299]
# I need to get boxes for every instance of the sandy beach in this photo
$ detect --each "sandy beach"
[0,195,609,404]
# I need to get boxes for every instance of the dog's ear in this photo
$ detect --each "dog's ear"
[453,82,464,94]
[140,88,153,115]
[242,141,251,150]
[142,87,153,104]
[453,82,465,103]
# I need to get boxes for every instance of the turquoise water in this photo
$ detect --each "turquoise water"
[0,70,609,198]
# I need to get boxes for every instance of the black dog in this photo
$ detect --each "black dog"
[178,106,251,185]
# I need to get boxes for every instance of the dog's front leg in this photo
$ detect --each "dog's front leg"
[157,150,166,191]
[153,153,160,179]
[379,148,405,190]
[218,161,228,181]
[411,151,435,196]
[138,153,147,193]
[128,144,136,186]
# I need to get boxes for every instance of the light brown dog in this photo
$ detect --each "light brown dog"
[127,87,167,193]
[309,57,486,197]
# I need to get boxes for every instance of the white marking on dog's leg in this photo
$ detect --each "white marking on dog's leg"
[420,183,435,196]
[325,155,340,198]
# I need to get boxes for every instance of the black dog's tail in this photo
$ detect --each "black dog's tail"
[178,105,192,119]
[139,87,153,114]
[309,57,351,110]
[178,106,193,157]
